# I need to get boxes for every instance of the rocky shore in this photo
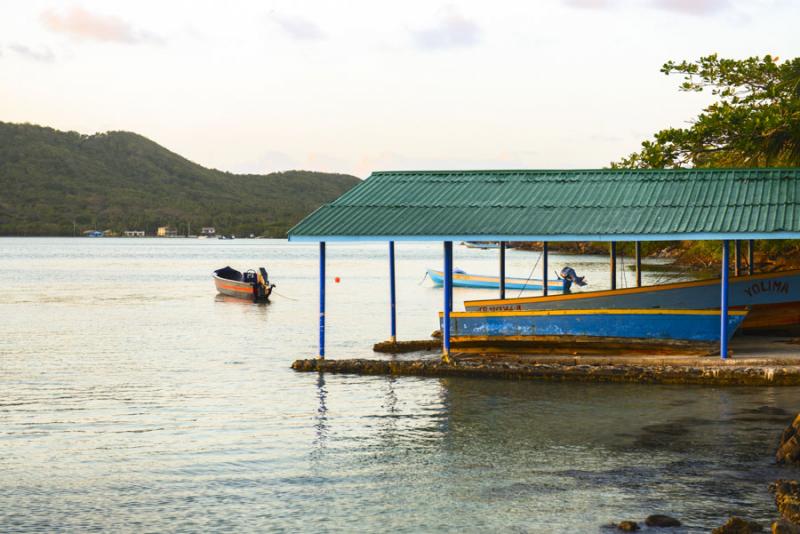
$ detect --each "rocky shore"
[605,415,800,533]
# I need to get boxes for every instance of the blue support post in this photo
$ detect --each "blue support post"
[389,241,397,343]
[748,239,755,275]
[721,240,729,360]
[542,241,549,296]
[443,241,453,362]
[499,241,506,300]
[610,241,617,290]
[319,241,326,359]
[635,241,642,287]
[734,240,742,276]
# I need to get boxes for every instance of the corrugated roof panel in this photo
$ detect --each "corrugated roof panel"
[288,168,800,240]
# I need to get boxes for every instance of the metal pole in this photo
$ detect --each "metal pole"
[635,241,642,287]
[610,241,617,290]
[443,241,453,363]
[734,240,742,276]
[721,240,729,360]
[542,241,549,296]
[389,241,397,343]
[748,240,755,275]
[319,241,326,359]
[499,241,506,300]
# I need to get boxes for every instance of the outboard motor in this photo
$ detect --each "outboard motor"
[559,266,587,292]
[255,267,275,302]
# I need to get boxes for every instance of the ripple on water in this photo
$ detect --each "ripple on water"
[1,239,799,532]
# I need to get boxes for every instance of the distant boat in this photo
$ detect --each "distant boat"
[464,269,800,335]
[427,268,569,292]
[440,308,748,355]
[462,241,500,249]
[213,266,274,302]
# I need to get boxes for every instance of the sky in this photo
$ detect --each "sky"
[1,0,799,178]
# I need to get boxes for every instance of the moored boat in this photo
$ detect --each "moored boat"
[462,241,500,249]
[213,266,275,302]
[439,308,748,355]
[427,268,569,292]
[464,270,800,334]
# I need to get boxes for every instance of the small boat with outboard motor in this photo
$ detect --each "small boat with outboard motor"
[426,266,586,292]
[213,266,275,302]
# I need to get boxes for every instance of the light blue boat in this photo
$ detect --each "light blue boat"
[427,269,567,292]
[439,308,748,353]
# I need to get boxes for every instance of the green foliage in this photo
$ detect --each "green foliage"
[613,54,800,168]
[0,122,360,236]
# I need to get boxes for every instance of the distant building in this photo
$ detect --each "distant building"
[124,230,145,237]
[201,227,216,237]
[83,230,103,237]
[157,226,178,237]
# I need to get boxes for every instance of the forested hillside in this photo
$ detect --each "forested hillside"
[0,122,361,236]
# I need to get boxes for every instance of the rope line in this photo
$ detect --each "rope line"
[516,251,543,298]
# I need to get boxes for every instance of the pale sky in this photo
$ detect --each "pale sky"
[1,0,798,177]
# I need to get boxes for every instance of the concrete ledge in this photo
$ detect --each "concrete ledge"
[373,339,440,353]
[291,356,800,386]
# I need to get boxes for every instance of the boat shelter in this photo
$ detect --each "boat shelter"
[288,168,800,360]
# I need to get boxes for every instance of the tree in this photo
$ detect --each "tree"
[613,54,800,168]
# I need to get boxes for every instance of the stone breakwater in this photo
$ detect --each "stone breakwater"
[291,357,800,386]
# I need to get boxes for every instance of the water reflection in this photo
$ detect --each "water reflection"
[313,372,328,453]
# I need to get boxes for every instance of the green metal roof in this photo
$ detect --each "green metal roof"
[288,168,800,242]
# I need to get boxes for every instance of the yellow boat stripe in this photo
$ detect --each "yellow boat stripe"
[438,308,749,318]
[465,269,800,307]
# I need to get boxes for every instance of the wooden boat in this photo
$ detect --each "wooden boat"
[464,269,800,334]
[213,266,274,302]
[439,308,748,355]
[427,269,568,292]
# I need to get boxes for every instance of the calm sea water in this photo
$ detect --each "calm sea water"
[1,238,797,533]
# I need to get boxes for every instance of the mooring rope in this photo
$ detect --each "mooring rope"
[271,289,299,301]
[516,251,543,297]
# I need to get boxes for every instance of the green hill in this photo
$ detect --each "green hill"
[0,122,361,237]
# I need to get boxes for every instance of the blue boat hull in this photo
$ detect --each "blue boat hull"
[438,309,747,353]
[428,269,566,292]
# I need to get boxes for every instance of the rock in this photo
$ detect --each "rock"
[771,480,800,524]
[712,517,764,533]
[645,514,682,527]
[773,519,800,534]
[777,414,800,465]
[614,521,640,531]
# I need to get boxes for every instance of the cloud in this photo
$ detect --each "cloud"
[269,13,326,41]
[40,6,163,44]
[411,6,480,51]
[563,0,615,9]
[652,0,732,15]
[8,44,55,63]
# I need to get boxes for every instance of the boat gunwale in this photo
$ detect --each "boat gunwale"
[427,268,564,287]
[438,308,750,318]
